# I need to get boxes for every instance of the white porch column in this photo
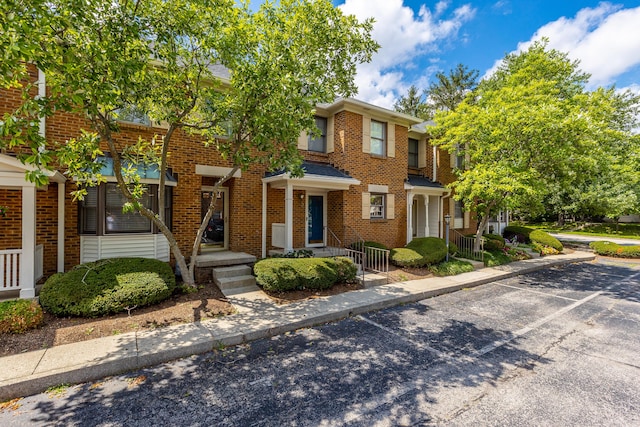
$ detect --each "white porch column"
[424,197,430,237]
[20,185,37,298]
[406,191,414,244]
[262,181,267,259]
[57,182,65,272]
[284,182,294,253]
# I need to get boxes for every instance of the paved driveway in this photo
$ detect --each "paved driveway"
[2,259,639,426]
[551,232,640,246]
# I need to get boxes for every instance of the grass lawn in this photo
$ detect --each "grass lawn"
[521,222,640,239]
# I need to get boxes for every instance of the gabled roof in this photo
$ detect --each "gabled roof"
[405,174,449,195]
[406,174,443,188]
[263,161,360,190]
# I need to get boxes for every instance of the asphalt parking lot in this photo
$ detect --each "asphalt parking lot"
[2,258,639,426]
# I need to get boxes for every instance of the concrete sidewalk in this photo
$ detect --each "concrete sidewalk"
[0,251,595,401]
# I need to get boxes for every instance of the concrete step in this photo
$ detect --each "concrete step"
[215,275,257,291]
[195,252,257,268]
[358,272,388,288]
[212,265,252,280]
[223,285,262,296]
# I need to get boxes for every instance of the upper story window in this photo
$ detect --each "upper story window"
[370,120,386,156]
[453,143,465,169]
[308,116,327,153]
[370,193,385,219]
[115,105,151,126]
[408,138,419,168]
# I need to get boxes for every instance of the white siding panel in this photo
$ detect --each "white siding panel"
[81,234,169,263]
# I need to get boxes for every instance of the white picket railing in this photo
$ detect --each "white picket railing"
[0,249,22,291]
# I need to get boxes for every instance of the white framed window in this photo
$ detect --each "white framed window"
[454,200,464,229]
[408,138,419,168]
[370,120,386,156]
[308,116,327,153]
[115,104,151,126]
[370,193,385,219]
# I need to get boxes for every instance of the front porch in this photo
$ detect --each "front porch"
[0,154,66,299]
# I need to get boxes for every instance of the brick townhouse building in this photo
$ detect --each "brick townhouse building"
[0,69,476,299]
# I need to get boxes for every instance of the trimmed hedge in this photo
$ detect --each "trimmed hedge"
[391,237,448,267]
[503,225,563,252]
[254,257,357,292]
[390,248,424,267]
[0,300,44,334]
[589,241,640,258]
[40,258,176,318]
[483,234,505,251]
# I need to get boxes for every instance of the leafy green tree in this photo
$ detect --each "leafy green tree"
[394,85,432,120]
[433,40,639,250]
[0,0,378,285]
[427,63,479,112]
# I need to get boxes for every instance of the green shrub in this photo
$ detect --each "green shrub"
[483,234,505,251]
[254,257,356,292]
[40,258,176,318]
[390,247,424,267]
[483,250,513,267]
[270,249,313,258]
[529,230,563,252]
[503,225,563,252]
[448,241,459,256]
[589,241,640,258]
[503,225,533,243]
[429,259,474,276]
[406,237,448,265]
[0,300,44,334]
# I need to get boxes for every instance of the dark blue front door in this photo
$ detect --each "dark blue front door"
[308,195,324,245]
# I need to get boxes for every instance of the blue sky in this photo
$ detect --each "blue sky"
[251,1,640,109]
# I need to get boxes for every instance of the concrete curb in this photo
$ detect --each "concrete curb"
[0,251,595,401]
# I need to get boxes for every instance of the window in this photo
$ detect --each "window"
[308,116,327,152]
[115,105,151,126]
[454,200,464,229]
[453,143,464,169]
[370,194,385,219]
[370,120,386,156]
[80,184,172,235]
[408,138,419,168]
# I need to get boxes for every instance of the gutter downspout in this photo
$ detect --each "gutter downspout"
[262,181,267,259]
[432,146,437,182]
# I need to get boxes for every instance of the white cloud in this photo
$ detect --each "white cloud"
[484,3,640,88]
[339,0,475,108]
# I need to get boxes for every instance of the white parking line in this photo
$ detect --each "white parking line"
[472,291,603,357]
[496,283,580,301]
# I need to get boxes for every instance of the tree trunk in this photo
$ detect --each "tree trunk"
[557,212,565,227]
[474,214,490,252]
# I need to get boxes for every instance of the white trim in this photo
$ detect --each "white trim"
[0,154,66,184]
[263,173,360,191]
[19,186,36,298]
[368,184,388,193]
[262,181,267,258]
[404,181,449,196]
[195,164,241,178]
[285,183,294,252]
[57,182,65,272]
